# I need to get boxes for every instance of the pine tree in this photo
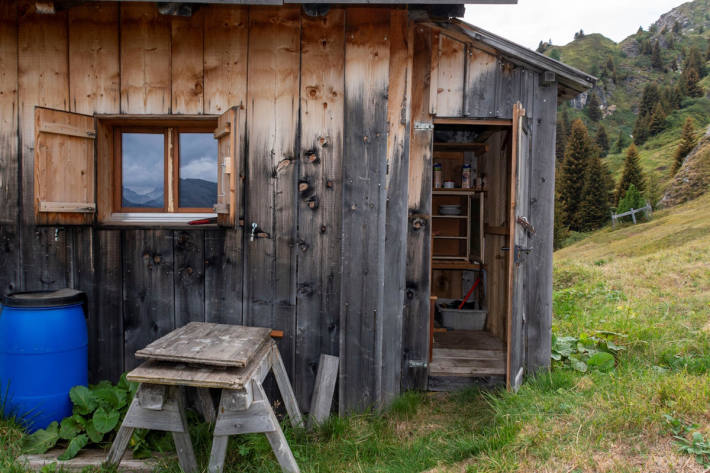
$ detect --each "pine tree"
[614,129,626,153]
[633,113,650,145]
[558,119,593,230]
[595,124,610,157]
[648,103,666,136]
[556,119,567,163]
[706,41,710,61]
[651,41,663,69]
[639,84,660,117]
[672,117,697,174]
[684,46,706,77]
[684,68,704,98]
[586,93,601,122]
[615,144,645,204]
[577,154,612,231]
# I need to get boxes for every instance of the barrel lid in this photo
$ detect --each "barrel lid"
[3,289,86,308]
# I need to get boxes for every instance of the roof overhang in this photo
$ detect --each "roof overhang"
[432,19,596,100]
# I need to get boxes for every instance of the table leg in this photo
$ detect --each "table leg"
[173,387,198,473]
[270,347,304,428]
[196,387,217,423]
[105,425,134,466]
[207,435,230,473]
[254,382,301,473]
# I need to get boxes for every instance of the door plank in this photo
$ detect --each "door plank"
[174,230,205,327]
[436,35,465,117]
[171,11,204,114]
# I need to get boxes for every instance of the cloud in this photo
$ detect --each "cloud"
[122,133,164,194]
[180,156,217,182]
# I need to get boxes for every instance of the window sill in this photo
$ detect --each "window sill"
[101,212,218,228]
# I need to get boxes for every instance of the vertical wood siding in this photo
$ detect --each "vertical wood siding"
[2,4,559,409]
[295,9,345,411]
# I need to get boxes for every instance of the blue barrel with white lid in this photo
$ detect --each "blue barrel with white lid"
[0,289,88,432]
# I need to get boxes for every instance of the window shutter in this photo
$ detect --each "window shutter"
[214,106,241,227]
[34,107,96,225]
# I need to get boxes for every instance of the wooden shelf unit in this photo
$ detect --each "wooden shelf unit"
[431,190,484,264]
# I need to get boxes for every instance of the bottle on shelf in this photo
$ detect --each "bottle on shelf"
[462,164,472,189]
[433,162,443,188]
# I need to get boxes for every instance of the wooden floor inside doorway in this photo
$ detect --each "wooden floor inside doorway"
[429,330,506,378]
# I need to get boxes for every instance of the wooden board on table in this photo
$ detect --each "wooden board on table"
[135,322,272,368]
[129,341,274,390]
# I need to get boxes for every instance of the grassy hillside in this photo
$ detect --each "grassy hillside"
[548,0,710,193]
[3,197,710,472]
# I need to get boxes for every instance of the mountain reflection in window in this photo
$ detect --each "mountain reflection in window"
[122,133,165,208]
[179,133,218,209]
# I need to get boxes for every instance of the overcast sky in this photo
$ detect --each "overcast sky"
[464,0,688,49]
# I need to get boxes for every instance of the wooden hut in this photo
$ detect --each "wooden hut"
[0,0,594,414]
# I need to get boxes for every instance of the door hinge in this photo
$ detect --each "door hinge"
[408,360,428,369]
[413,121,434,131]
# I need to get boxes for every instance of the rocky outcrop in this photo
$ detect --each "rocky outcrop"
[659,125,710,208]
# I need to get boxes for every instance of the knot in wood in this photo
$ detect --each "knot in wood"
[320,225,327,234]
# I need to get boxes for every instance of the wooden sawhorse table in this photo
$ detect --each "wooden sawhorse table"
[105,323,303,473]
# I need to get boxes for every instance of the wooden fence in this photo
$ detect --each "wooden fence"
[611,203,652,227]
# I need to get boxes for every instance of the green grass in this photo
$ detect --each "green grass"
[3,195,710,472]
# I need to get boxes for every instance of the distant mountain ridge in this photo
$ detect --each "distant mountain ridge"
[123,178,216,208]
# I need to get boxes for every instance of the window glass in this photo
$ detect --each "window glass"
[121,133,165,208]
[178,133,218,208]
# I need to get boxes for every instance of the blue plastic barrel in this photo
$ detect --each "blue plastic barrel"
[0,289,88,432]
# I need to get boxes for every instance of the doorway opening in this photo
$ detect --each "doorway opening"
[428,119,513,391]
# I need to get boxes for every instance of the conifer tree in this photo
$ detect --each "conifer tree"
[683,68,703,98]
[633,113,650,145]
[648,103,666,135]
[672,117,697,174]
[651,41,663,70]
[556,119,567,163]
[578,154,612,231]
[615,144,645,204]
[615,129,626,153]
[586,93,601,122]
[684,46,706,77]
[558,119,593,230]
[595,124,610,157]
[639,84,660,117]
[706,41,710,61]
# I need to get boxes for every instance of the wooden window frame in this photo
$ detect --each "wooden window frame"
[112,123,218,215]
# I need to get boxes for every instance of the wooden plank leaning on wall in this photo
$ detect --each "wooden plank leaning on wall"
[0,1,20,296]
[339,6,391,413]
[203,5,248,326]
[245,6,301,382]
[381,9,413,407]
[295,7,345,412]
[402,24,433,392]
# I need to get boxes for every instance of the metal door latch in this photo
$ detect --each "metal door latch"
[501,245,533,264]
[250,222,258,242]
[407,360,428,369]
[517,216,535,235]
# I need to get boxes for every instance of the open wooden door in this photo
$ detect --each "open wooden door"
[214,106,242,227]
[506,102,532,391]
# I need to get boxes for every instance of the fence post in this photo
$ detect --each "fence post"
[631,208,636,224]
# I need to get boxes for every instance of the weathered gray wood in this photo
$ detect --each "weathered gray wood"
[253,382,301,473]
[208,435,229,473]
[0,2,18,225]
[270,346,304,428]
[244,6,301,386]
[525,76,557,374]
[174,230,205,327]
[128,340,274,390]
[138,384,166,410]
[196,388,216,423]
[381,9,412,408]
[23,448,158,472]
[0,225,20,296]
[495,60,515,119]
[402,25,434,393]
[204,230,243,325]
[223,384,253,411]
[135,322,271,367]
[172,390,198,473]
[339,7,390,414]
[295,6,344,413]
[122,395,184,432]
[105,425,135,467]
[94,230,124,382]
[22,226,72,291]
[307,354,339,428]
[506,103,530,392]
[122,230,175,371]
[214,398,276,435]
[463,45,498,118]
